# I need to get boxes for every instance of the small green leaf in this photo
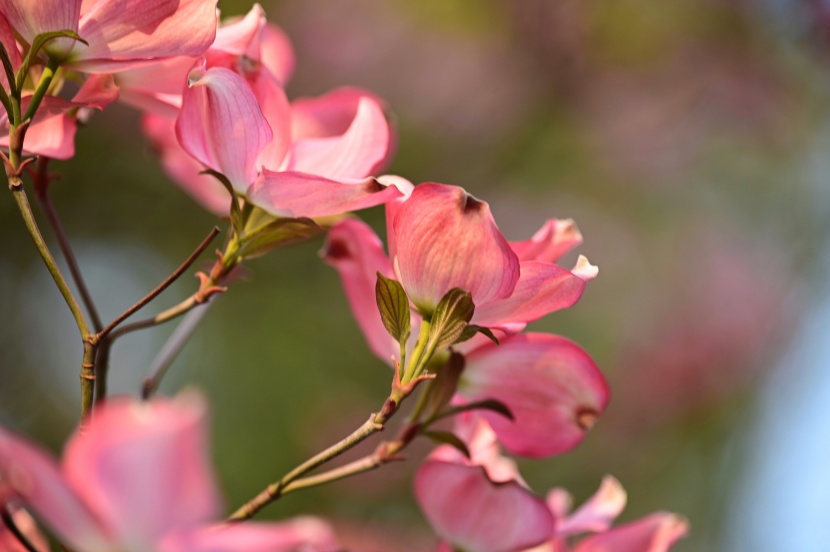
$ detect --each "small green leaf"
[427,288,474,351]
[237,217,324,259]
[375,273,410,344]
[17,30,87,93]
[454,324,499,345]
[422,430,471,459]
[421,352,465,423]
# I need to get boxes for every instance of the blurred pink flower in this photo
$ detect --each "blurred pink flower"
[0,0,218,73]
[0,392,340,552]
[525,477,688,552]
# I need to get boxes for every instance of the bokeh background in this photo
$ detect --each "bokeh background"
[3,1,830,550]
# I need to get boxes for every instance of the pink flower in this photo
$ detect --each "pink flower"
[525,477,689,552]
[0,393,340,552]
[0,0,218,73]
[136,5,400,218]
[323,206,607,457]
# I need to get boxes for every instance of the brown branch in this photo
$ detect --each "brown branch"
[96,227,220,341]
[32,156,104,332]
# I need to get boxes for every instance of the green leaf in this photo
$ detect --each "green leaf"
[422,430,471,459]
[17,30,87,93]
[236,217,324,259]
[427,288,474,351]
[454,324,499,345]
[375,273,411,344]
[0,41,17,97]
[200,169,245,234]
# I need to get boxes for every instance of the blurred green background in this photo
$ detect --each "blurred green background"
[3,1,830,550]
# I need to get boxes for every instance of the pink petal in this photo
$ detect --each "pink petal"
[287,89,393,179]
[393,183,520,313]
[73,74,120,109]
[159,518,340,552]
[73,0,218,73]
[473,261,588,329]
[18,113,77,159]
[556,476,627,537]
[260,22,295,85]
[322,218,399,363]
[460,334,610,458]
[431,415,524,485]
[116,56,193,116]
[414,460,554,552]
[62,392,223,550]
[0,0,80,49]
[510,219,584,263]
[0,427,112,551]
[209,4,265,59]
[248,170,403,219]
[379,174,414,261]
[574,513,689,552]
[144,113,231,215]
[176,63,273,193]
[249,70,291,172]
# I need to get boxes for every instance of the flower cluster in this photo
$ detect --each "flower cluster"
[0,2,687,551]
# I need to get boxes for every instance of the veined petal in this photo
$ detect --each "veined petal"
[0,427,112,551]
[62,393,223,551]
[73,74,120,109]
[461,334,610,458]
[393,184,520,313]
[144,113,231,215]
[73,0,218,73]
[510,219,583,263]
[176,64,273,193]
[158,518,340,552]
[574,512,689,552]
[322,218,399,363]
[248,170,403,219]
[0,0,80,49]
[287,89,393,179]
[555,476,627,537]
[414,460,554,552]
[473,262,588,329]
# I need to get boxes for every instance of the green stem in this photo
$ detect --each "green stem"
[228,402,403,522]
[10,185,90,339]
[402,319,431,385]
[21,57,58,124]
[79,340,96,424]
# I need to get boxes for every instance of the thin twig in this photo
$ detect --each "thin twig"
[141,302,213,399]
[97,227,220,341]
[32,156,104,332]
[1,507,40,552]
